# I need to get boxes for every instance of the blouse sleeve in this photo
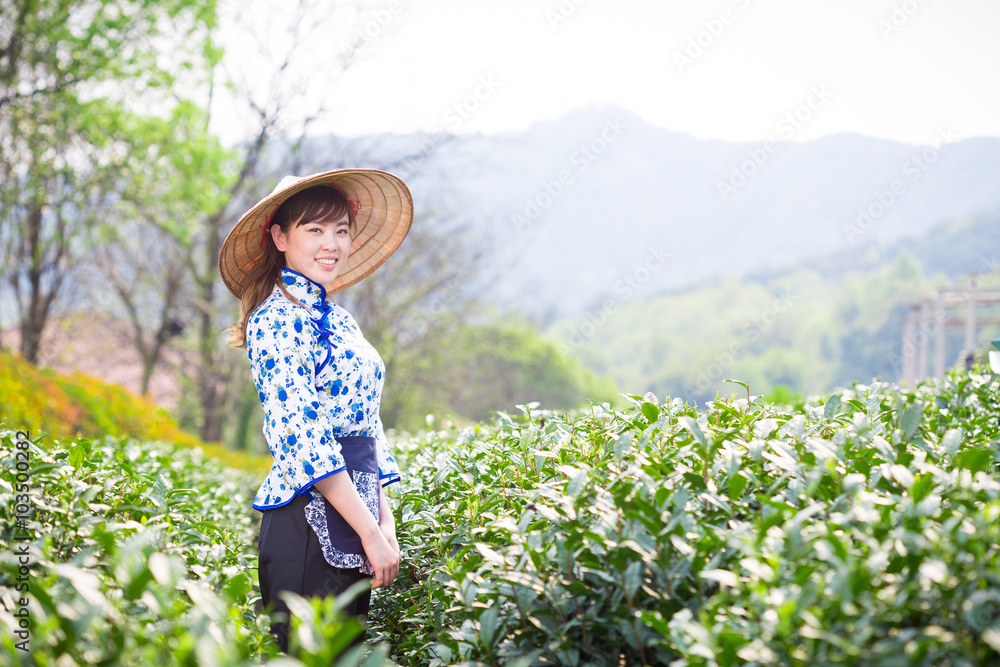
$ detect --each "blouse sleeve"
[248,305,347,497]
[374,415,401,487]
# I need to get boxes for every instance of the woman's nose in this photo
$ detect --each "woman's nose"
[320,231,338,248]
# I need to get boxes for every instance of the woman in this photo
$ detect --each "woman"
[219,169,413,653]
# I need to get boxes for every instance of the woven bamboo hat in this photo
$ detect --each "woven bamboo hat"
[218,169,413,298]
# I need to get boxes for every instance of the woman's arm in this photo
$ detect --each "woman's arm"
[378,484,399,557]
[312,473,400,588]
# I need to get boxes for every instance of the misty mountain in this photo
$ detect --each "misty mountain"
[302,105,1000,322]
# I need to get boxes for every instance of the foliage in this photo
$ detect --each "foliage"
[3,366,999,664]
[761,384,805,411]
[382,321,619,432]
[0,0,219,105]
[553,248,1000,406]
[0,0,221,363]
[372,369,1000,665]
[0,429,391,666]
[0,348,270,474]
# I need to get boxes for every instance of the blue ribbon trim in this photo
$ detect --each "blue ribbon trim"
[279,268,339,380]
[311,299,337,378]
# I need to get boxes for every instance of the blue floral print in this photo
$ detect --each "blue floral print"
[248,268,401,511]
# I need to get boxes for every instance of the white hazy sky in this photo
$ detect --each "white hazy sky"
[211,0,1000,145]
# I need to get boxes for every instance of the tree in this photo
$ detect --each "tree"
[0,0,218,363]
[1,95,92,363]
[87,101,233,396]
[382,321,619,430]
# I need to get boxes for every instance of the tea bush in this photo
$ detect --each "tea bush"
[0,431,391,666]
[373,371,1000,666]
[3,369,999,666]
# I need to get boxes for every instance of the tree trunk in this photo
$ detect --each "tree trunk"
[198,206,223,442]
[19,205,50,365]
[140,350,156,397]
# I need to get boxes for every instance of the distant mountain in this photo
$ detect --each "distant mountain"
[749,208,1000,285]
[299,105,1000,322]
[541,210,1000,404]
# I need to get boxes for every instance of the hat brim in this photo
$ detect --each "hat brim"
[218,169,413,299]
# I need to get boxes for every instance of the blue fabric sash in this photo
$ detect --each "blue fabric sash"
[323,436,378,555]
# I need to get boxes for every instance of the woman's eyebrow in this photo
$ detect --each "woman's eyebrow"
[297,217,350,228]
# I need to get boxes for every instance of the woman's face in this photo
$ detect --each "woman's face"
[271,211,352,288]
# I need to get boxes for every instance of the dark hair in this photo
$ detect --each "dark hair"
[226,185,353,348]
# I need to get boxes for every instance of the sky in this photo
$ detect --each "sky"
[211,0,1000,146]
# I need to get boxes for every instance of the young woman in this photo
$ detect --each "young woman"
[219,169,413,653]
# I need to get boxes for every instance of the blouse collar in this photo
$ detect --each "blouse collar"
[279,268,328,308]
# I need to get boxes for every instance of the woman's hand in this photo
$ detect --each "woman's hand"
[372,486,400,587]
[361,529,399,589]
[313,472,400,587]
[381,521,400,558]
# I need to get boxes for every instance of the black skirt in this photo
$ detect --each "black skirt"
[257,439,377,653]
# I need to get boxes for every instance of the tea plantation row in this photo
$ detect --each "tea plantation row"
[2,370,1000,665]
[374,372,1000,666]
[0,431,388,666]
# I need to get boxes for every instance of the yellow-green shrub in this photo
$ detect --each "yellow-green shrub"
[0,349,269,474]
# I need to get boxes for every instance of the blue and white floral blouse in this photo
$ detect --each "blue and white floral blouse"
[247,269,401,570]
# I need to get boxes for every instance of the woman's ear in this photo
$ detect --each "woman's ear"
[270,224,287,252]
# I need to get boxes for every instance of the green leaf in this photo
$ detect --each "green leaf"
[824,395,842,419]
[641,401,659,423]
[479,604,500,649]
[613,434,632,459]
[68,445,87,469]
[151,472,170,497]
[683,472,708,491]
[728,471,748,499]
[623,561,642,600]
[724,379,749,393]
[680,416,707,447]
[221,571,251,603]
[474,542,507,567]
[956,447,993,473]
[942,428,963,457]
[567,469,589,497]
[900,402,924,441]
[911,473,935,503]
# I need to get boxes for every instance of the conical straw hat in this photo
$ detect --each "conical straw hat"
[218,169,413,298]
